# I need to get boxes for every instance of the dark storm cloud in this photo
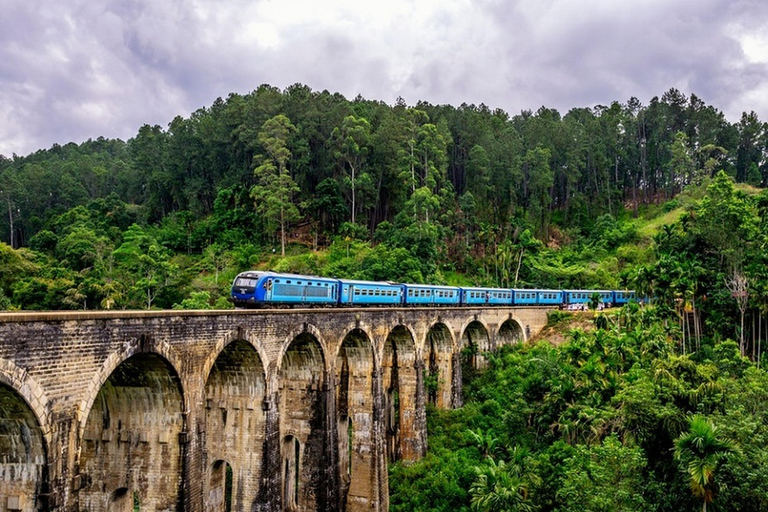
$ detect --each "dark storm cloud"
[2,0,768,156]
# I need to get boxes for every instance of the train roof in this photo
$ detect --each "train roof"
[237,271,338,282]
[562,289,615,293]
[338,278,402,286]
[403,283,460,289]
[460,286,512,291]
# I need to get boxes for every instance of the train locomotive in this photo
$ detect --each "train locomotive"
[230,271,636,309]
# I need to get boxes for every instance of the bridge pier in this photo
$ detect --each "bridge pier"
[0,306,549,511]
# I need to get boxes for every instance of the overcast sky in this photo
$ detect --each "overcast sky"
[2,0,768,157]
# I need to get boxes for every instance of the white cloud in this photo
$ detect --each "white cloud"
[2,0,768,156]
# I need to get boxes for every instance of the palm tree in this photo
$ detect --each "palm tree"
[470,458,536,512]
[674,415,737,512]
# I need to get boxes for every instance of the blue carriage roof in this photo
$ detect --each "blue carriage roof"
[338,278,402,286]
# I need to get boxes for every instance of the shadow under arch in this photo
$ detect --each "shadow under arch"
[0,358,50,439]
[204,339,267,511]
[382,325,421,462]
[335,327,378,510]
[207,460,234,512]
[460,319,491,370]
[79,351,185,512]
[498,318,525,346]
[0,377,49,511]
[424,322,454,409]
[77,337,187,442]
[201,326,271,396]
[278,330,331,511]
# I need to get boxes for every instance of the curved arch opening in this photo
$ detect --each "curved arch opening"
[335,328,375,508]
[0,383,47,512]
[498,319,524,347]
[107,487,138,512]
[209,460,234,512]
[281,436,301,512]
[80,353,184,512]
[383,326,417,461]
[279,333,326,511]
[461,320,491,371]
[204,340,265,510]
[425,323,453,409]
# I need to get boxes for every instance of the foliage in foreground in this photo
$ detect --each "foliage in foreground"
[389,308,768,512]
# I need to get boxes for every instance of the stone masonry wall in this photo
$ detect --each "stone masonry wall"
[0,306,549,511]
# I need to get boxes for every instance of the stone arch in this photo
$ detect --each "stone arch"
[78,336,186,441]
[276,323,330,375]
[0,380,48,512]
[425,322,454,409]
[79,352,185,512]
[204,339,266,511]
[382,325,419,462]
[201,326,271,396]
[335,328,377,510]
[0,358,50,439]
[460,319,492,370]
[498,318,525,346]
[278,331,328,511]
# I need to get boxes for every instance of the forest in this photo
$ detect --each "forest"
[2,83,768,510]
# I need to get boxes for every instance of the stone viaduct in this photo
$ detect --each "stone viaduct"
[0,306,549,512]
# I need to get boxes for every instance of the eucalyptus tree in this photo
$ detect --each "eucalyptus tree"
[331,115,371,225]
[250,114,301,256]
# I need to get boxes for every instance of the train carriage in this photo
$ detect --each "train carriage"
[232,270,638,311]
[339,279,404,306]
[460,287,513,306]
[403,284,461,306]
[563,289,615,308]
[231,271,339,307]
[613,290,636,305]
[513,289,564,305]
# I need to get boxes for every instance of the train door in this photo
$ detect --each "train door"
[348,285,355,305]
[265,278,273,301]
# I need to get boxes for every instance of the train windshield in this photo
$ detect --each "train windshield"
[234,277,259,287]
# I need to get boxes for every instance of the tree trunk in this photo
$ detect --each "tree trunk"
[351,164,356,225]
[280,206,286,257]
[741,310,746,357]
[7,197,13,249]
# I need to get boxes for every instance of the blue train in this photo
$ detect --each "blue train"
[230,271,637,309]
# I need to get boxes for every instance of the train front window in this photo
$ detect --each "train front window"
[235,278,258,287]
